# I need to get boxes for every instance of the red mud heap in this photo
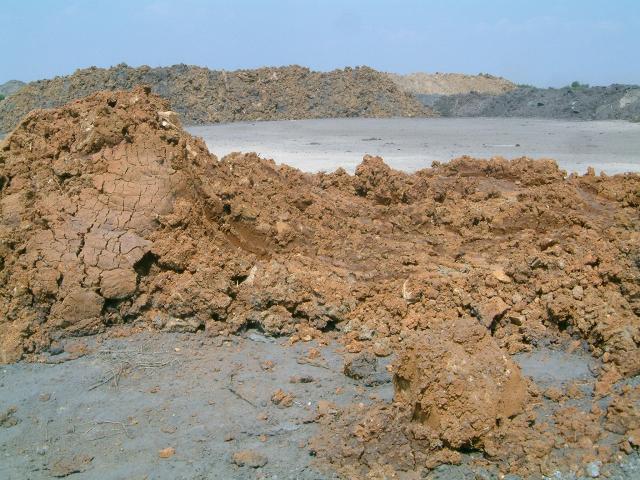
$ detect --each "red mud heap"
[0,87,639,475]
[1,86,639,368]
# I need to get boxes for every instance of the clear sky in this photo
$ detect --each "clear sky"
[1,0,639,87]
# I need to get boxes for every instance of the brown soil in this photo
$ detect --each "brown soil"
[1,88,639,477]
[0,64,431,133]
[388,72,517,95]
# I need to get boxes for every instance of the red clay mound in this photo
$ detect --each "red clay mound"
[1,87,639,376]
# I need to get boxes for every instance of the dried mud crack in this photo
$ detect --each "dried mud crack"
[0,87,639,478]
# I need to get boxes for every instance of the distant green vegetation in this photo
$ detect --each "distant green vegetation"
[569,81,590,90]
[0,94,5,101]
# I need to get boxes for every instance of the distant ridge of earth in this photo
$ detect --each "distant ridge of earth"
[0,64,431,133]
[0,80,25,97]
[2,65,639,132]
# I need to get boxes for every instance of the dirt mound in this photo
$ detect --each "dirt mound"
[388,71,516,95]
[423,84,640,121]
[1,88,638,369]
[1,89,639,475]
[0,64,431,133]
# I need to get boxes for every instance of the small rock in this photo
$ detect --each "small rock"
[572,285,584,300]
[260,360,275,371]
[491,267,511,283]
[246,331,272,343]
[271,389,294,408]
[39,393,51,402]
[343,351,378,380]
[49,454,93,477]
[539,238,558,250]
[357,327,374,341]
[477,296,509,328]
[0,406,19,428]
[373,341,392,357]
[343,351,390,386]
[158,447,175,458]
[317,400,338,417]
[543,387,564,402]
[64,341,88,356]
[509,315,524,326]
[585,460,602,478]
[627,427,640,447]
[232,449,268,468]
[164,317,203,333]
[49,343,64,356]
[289,375,314,384]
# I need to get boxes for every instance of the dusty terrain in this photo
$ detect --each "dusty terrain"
[188,117,640,175]
[1,88,639,478]
[0,64,429,133]
[388,72,516,95]
[1,331,639,479]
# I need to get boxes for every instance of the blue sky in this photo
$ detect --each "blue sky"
[1,0,639,87]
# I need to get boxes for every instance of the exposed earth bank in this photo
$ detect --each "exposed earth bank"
[0,64,430,133]
[1,88,639,478]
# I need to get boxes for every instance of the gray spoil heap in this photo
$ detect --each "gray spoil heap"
[419,84,640,121]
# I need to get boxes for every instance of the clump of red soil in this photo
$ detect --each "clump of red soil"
[1,88,639,475]
[394,317,528,450]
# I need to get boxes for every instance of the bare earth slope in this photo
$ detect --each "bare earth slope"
[0,89,639,477]
[388,72,516,95]
[0,64,430,133]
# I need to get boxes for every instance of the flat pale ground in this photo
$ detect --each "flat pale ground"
[188,117,640,175]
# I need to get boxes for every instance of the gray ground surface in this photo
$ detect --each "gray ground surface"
[0,331,393,480]
[188,117,640,175]
[2,331,639,479]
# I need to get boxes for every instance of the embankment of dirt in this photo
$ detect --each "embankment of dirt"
[0,64,431,133]
[1,86,638,370]
[388,71,516,95]
[421,84,640,121]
